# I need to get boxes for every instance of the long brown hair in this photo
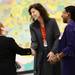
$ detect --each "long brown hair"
[28,3,49,23]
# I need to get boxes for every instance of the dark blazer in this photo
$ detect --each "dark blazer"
[30,18,60,75]
[0,36,31,75]
[30,18,60,52]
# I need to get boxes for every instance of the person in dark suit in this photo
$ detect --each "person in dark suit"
[48,6,75,75]
[28,3,60,75]
[0,23,31,75]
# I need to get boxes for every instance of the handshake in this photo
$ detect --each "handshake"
[47,51,64,64]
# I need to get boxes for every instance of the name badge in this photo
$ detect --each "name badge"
[43,40,48,47]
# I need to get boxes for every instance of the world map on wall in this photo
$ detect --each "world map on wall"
[0,0,75,47]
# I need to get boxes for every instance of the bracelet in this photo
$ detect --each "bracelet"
[56,54,60,61]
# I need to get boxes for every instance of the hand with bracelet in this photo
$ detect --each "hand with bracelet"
[47,52,64,64]
[56,52,64,61]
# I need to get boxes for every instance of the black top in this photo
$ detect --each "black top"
[0,36,31,75]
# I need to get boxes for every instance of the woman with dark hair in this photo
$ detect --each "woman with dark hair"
[28,3,60,75]
[48,6,75,75]
[29,3,49,22]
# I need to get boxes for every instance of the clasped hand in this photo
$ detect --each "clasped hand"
[47,52,60,64]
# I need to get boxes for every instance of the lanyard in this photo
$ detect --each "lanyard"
[40,26,48,47]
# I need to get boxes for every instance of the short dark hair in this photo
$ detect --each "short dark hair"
[65,6,75,21]
[28,3,49,23]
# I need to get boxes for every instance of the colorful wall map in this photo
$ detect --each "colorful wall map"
[0,0,75,72]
